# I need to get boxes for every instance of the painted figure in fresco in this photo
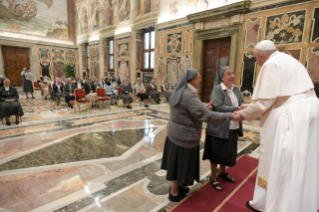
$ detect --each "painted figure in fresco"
[104,0,112,26]
[81,7,88,34]
[119,43,129,57]
[91,3,100,31]
[119,0,129,21]
[170,1,178,16]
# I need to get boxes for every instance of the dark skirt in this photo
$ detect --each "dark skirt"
[161,137,200,187]
[0,101,24,119]
[203,130,238,167]
[65,95,75,103]
[137,93,149,101]
[22,80,34,93]
[120,94,133,104]
[150,91,160,100]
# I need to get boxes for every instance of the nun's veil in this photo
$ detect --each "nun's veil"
[168,69,199,107]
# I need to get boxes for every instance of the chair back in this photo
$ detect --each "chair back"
[96,88,105,97]
[48,83,51,90]
[160,85,164,93]
[34,81,40,88]
[74,89,86,99]
[117,86,121,95]
[146,84,149,94]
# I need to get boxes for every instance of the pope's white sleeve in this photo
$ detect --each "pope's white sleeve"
[241,98,276,121]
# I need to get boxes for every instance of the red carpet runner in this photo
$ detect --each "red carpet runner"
[170,155,259,212]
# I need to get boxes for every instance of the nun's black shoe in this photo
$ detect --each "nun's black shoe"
[246,201,261,212]
[169,186,189,194]
[168,192,186,202]
[32,97,35,99]
[144,104,149,107]
[6,121,11,126]
[15,120,19,124]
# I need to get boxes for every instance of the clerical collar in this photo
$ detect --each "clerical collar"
[187,83,197,93]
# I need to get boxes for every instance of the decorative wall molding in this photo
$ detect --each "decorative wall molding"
[156,17,190,30]
[186,0,251,24]
[115,32,131,40]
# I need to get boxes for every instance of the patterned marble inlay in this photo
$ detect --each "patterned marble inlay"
[0,128,155,171]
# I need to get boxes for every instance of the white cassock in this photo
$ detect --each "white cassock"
[241,51,319,212]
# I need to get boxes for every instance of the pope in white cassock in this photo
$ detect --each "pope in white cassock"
[234,40,319,212]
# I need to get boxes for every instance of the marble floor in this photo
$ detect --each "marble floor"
[0,90,260,212]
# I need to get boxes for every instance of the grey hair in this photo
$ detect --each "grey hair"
[3,78,10,82]
[67,78,71,81]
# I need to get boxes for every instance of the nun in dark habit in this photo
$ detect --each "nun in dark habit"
[203,66,248,191]
[161,69,237,202]
[0,78,24,125]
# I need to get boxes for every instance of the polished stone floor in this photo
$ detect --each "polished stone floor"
[0,89,260,212]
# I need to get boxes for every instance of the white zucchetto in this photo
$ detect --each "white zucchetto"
[255,40,277,51]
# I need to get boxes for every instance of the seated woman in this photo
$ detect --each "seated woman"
[120,79,133,109]
[38,76,49,100]
[163,79,172,101]
[135,79,149,107]
[148,79,160,104]
[104,78,117,105]
[203,66,248,191]
[0,78,24,125]
[83,78,98,106]
[53,78,64,106]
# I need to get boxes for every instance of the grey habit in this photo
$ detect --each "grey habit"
[167,69,233,148]
[120,84,133,104]
[206,66,244,138]
[0,85,24,119]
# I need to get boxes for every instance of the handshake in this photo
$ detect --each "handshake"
[232,103,249,121]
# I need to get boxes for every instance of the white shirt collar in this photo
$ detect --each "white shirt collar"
[187,83,197,93]
[220,82,234,91]
[4,86,9,91]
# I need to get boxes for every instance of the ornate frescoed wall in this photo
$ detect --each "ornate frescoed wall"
[238,2,319,98]
[0,0,69,39]
[115,38,131,80]
[36,45,78,79]
[156,25,194,87]
[90,45,100,79]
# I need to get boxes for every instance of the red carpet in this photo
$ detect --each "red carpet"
[170,155,259,212]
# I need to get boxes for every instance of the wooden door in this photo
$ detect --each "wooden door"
[2,46,30,86]
[201,38,231,102]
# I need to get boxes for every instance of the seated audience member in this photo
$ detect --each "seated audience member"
[92,76,97,85]
[60,75,66,85]
[64,78,76,109]
[53,78,64,105]
[38,76,49,100]
[314,82,319,98]
[116,76,121,86]
[149,79,160,104]
[120,79,133,109]
[135,79,149,107]
[74,76,84,89]
[104,78,118,105]
[49,77,57,101]
[94,78,102,88]
[101,76,106,87]
[0,78,24,125]
[84,78,98,106]
[163,79,172,101]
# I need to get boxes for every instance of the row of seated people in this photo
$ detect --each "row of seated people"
[35,75,173,109]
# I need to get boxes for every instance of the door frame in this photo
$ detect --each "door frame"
[0,40,37,82]
[192,24,243,99]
